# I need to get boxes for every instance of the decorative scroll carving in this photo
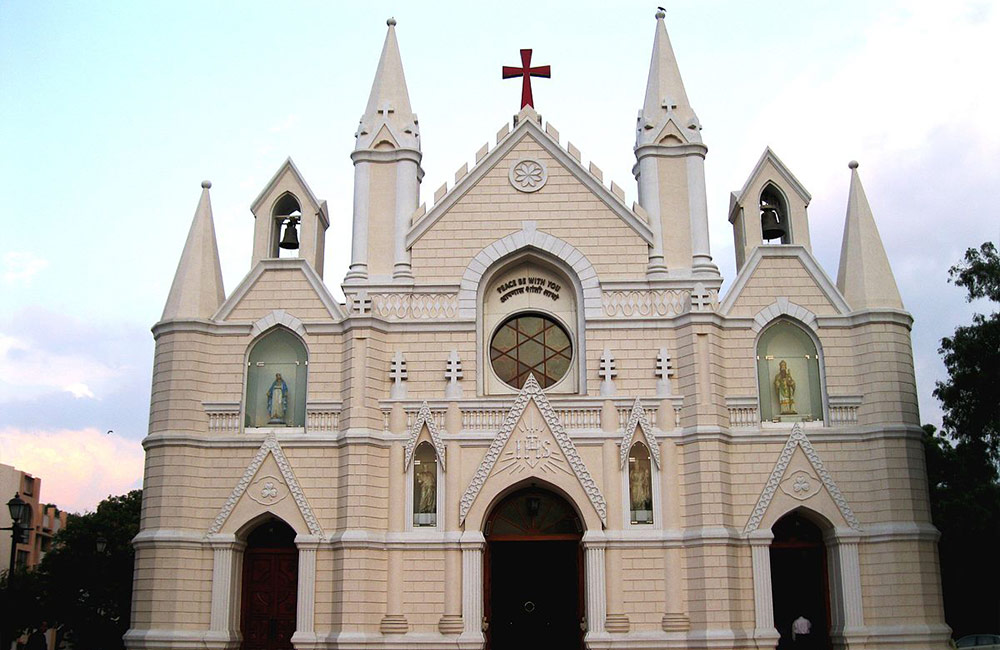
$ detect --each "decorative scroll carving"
[370,293,458,320]
[744,424,860,533]
[404,401,447,471]
[619,397,661,469]
[208,432,323,536]
[602,290,688,317]
[459,375,606,525]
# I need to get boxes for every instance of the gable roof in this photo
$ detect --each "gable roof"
[404,401,447,471]
[214,257,347,321]
[250,157,324,223]
[729,147,811,221]
[406,107,654,250]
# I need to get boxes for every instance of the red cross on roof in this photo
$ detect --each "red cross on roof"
[502,49,550,109]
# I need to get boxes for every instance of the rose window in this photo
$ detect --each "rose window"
[490,313,572,389]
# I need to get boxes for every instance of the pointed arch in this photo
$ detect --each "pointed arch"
[619,397,661,469]
[751,298,818,334]
[249,310,307,340]
[404,401,447,471]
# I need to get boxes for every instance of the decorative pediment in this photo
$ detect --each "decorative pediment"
[208,432,322,536]
[214,258,347,322]
[730,147,811,211]
[250,157,324,223]
[619,397,661,469]
[459,374,606,526]
[744,424,860,533]
[404,401,447,471]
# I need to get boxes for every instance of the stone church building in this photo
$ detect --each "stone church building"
[127,12,949,650]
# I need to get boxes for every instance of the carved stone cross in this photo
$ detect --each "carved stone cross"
[352,290,372,315]
[378,101,395,119]
[661,95,677,113]
[690,286,712,312]
[502,49,550,109]
[599,347,617,397]
[445,350,463,399]
[655,348,673,379]
[390,351,407,383]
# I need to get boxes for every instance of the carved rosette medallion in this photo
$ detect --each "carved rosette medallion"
[509,158,547,193]
[779,469,821,501]
[249,474,289,506]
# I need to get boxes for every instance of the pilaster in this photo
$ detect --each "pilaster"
[459,531,485,643]
[206,535,244,650]
[291,535,321,648]
[750,530,780,648]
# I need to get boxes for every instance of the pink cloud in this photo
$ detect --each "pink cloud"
[0,427,144,513]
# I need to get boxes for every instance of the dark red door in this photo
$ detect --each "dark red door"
[241,547,298,650]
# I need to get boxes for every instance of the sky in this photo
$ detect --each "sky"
[1,1,997,513]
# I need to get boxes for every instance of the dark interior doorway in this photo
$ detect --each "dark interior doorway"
[770,511,831,650]
[485,487,584,650]
[241,518,298,650]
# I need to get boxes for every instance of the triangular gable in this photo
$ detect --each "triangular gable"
[619,397,661,469]
[719,245,851,316]
[404,401,447,471]
[214,258,346,321]
[406,108,653,250]
[459,374,606,525]
[370,124,400,150]
[208,431,323,536]
[649,118,689,146]
[730,147,811,216]
[744,423,860,533]
[250,158,325,226]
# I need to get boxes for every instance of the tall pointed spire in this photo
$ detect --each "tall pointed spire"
[162,181,226,321]
[637,9,700,146]
[355,17,420,152]
[836,161,903,310]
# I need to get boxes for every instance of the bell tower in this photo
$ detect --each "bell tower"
[345,18,423,284]
[633,10,718,281]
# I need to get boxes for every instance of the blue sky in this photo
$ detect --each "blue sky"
[1,1,997,512]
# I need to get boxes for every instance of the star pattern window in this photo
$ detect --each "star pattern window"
[489,313,572,389]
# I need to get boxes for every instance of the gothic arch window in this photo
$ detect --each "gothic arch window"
[756,319,823,423]
[627,442,654,525]
[271,192,301,258]
[245,327,307,429]
[411,441,439,527]
[760,184,791,244]
[481,255,580,395]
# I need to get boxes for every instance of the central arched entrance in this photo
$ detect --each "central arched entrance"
[770,511,832,650]
[484,486,584,650]
[240,518,298,650]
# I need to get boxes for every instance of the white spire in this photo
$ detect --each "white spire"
[637,9,701,146]
[836,162,903,310]
[161,181,225,321]
[355,17,419,152]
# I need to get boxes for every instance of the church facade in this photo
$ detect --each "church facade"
[126,13,949,650]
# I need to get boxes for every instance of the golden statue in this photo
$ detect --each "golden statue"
[773,360,797,415]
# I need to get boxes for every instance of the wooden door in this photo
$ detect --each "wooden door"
[241,547,298,650]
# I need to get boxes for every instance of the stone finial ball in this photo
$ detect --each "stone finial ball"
[655,9,666,19]
[201,180,212,189]
[387,17,396,26]
[848,160,859,170]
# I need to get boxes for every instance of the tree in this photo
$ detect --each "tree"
[926,242,1000,638]
[1,491,142,650]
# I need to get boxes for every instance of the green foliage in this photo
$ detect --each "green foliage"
[1,490,141,650]
[926,241,1000,638]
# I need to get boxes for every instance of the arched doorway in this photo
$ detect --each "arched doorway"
[241,518,298,650]
[770,511,831,650]
[484,486,584,650]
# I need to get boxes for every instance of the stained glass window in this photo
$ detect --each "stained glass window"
[489,313,572,389]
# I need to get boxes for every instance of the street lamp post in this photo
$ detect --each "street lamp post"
[3,493,30,650]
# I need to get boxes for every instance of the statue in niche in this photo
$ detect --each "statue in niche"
[415,463,436,514]
[773,360,797,415]
[267,373,289,424]
[629,457,652,514]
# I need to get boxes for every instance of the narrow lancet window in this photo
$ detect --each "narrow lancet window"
[413,442,438,527]
[760,185,791,244]
[628,442,653,524]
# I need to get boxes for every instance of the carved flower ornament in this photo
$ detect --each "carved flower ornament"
[509,158,547,192]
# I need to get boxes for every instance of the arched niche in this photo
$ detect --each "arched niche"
[271,192,301,259]
[411,441,439,528]
[245,327,308,429]
[756,319,824,424]
[760,183,791,244]
[627,442,654,525]
[479,254,581,395]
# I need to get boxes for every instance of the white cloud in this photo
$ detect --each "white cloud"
[0,427,144,513]
[0,333,122,402]
[2,251,49,284]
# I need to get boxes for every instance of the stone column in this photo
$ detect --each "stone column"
[687,155,716,274]
[392,159,418,280]
[206,534,243,650]
[460,531,485,643]
[828,531,865,648]
[583,532,607,639]
[380,441,408,634]
[440,436,463,635]
[601,440,628,632]
[636,156,667,278]
[661,440,689,631]
[346,160,370,281]
[750,530,779,647]
[292,534,322,646]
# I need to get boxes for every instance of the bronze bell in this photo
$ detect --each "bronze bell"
[278,216,300,250]
[760,204,787,241]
